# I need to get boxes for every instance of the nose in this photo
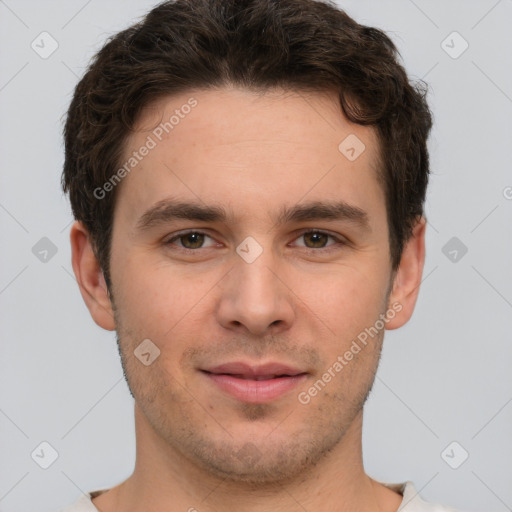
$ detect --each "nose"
[215,247,296,337]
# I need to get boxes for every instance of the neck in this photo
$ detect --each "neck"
[93,404,402,512]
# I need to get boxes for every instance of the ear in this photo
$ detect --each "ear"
[70,221,116,331]
[386,217,426,330]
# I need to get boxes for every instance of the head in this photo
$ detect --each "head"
[63,0,431,486]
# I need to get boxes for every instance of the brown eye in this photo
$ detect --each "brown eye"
[294,230,342,251]
[302,231,330,249]
[165,231,215,250]
[179,232,205,249]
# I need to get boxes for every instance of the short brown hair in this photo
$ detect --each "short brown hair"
[62,0,432,292]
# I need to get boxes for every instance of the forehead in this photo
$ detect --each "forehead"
[114,86,384,227]
[134,86,379,156]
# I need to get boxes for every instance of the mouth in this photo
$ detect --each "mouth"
[200,362,309,403]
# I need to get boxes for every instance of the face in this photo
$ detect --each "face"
[80,86,414,485]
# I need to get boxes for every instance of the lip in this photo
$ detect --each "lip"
[201,361,308,403]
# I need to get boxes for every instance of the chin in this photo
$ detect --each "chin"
[175,421,345,487]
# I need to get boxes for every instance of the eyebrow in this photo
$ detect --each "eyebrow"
[135,198,370,233]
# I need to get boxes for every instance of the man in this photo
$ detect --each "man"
[60,0,458,510]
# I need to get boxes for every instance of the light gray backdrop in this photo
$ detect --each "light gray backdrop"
[1,1,511,511]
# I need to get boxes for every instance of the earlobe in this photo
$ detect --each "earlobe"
[70,221,116,331]
[386,217,426,330]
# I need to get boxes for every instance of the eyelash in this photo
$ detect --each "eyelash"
[163,229,347,254]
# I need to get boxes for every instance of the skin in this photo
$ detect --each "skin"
[70,85,426,512]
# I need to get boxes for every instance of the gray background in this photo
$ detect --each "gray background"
[1,0,511,511]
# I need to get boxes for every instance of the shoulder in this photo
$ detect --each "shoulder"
[58,489,108,512]
[381,480,463,512]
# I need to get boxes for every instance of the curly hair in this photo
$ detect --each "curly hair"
[62,0,433,292]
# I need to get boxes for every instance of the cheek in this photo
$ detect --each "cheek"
[297,265,388,332]
[118,254,183,307]
[114,256,221,353]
